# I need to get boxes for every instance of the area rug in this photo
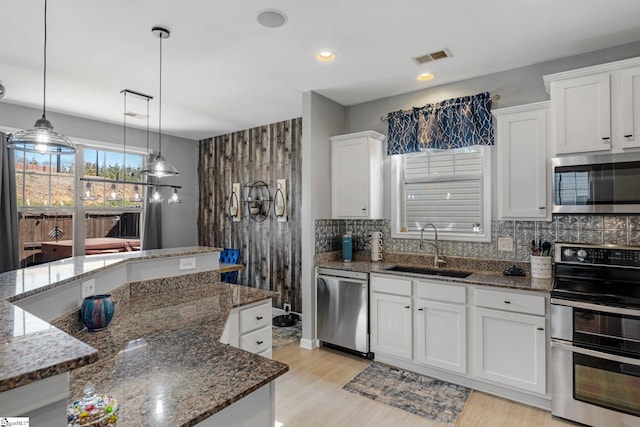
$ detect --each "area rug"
[272,321,302,350]
[342,363,472,425]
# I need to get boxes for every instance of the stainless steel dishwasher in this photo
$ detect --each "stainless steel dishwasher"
[317,268,370,357]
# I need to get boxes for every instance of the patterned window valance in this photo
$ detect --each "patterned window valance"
[387,92,494,155]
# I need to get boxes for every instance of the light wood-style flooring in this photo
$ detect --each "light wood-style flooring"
[273,344,578,427]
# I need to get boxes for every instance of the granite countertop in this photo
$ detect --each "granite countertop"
[0,247,226,394]
[68,281,287,427]
[0,246,224,302]
[317,259,553,292]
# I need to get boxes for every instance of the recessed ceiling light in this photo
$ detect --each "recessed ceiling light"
[316,51,336,62]
[256,9,288,28]
[417,72,435,81]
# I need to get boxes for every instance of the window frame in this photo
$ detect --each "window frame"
[390,146,492,242]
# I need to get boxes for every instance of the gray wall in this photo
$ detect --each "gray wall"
[0,102,198,249]
[347,41,640,134]
[300,91,346,348]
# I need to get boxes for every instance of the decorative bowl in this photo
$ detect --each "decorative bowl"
[81,295,115,332]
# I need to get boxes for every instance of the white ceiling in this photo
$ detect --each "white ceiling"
[1,0,640,141]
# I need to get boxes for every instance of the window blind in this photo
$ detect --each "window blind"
[402,150,483,233]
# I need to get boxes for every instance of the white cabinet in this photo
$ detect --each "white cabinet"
[474,288,546,394]
[494,102,550,220]
[415,300,467,374]
[414,280,467,374]
[331,130,385,219]
[370,275,412,360]
[544,56,640,155]
[221,299,273,359]
[621,65,640,149]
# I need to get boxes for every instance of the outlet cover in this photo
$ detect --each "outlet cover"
[498,237,514,252]
[179,257,196,270]
[82,279,95,299]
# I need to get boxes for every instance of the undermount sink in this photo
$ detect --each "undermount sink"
[384,265,473,278]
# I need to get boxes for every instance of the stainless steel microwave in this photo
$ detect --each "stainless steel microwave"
[552,151,640,214]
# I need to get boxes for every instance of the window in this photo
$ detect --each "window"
[15,150,75,207]
[391,146,491,242]
[16,142,146,267]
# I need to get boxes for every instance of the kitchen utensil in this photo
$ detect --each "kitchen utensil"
[542,241,552,256]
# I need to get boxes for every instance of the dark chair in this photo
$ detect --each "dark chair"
[219,248,240,283]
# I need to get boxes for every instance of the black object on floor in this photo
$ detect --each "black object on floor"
[273,314,298,327]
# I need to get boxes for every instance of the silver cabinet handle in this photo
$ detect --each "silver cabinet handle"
[551,298,640,317]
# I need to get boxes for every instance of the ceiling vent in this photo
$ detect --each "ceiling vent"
[412,48,452,65]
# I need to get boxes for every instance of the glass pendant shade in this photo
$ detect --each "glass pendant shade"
[8,0,75,154]
[141,153,178,177]
[168,188,181,204]
[130,185,142,202]
[106,183,120,202]
[149,186,163,203]
[80,182,97,201]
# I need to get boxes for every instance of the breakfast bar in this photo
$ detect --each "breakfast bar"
[0,247,288,426]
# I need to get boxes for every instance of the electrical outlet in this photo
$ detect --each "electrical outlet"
[179,257,196,270]
[498,237,514,252]
[283,303,291,313]
[81,279,95,299]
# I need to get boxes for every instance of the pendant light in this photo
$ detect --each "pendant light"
[149,186,163,203]
[8,0,75,154]
[141,26,178,177]
[80,182,97,201]
[167,188,181,204]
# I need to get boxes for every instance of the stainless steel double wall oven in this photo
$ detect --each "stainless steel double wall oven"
[551,243,640,427]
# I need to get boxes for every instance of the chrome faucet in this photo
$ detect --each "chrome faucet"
[420,223,441,268]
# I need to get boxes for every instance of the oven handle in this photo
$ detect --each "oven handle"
[551,340,640,366]
[550,298,640,317]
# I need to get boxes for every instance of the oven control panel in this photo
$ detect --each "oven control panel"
[558,244,640,267]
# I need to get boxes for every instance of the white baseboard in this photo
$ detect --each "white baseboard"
[299,338,319,350]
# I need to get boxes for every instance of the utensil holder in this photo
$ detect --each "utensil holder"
[530,255,552,279]
[81,294,116,331]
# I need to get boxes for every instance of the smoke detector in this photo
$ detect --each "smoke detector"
[412,48,452,65]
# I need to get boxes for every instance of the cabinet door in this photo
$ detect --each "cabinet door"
[332,137,370,218]
[474,308,546,394]
[496,106,548,219]
[621,66,640,149]
[551,73,611,154]
[370,292,412,360]
[415,300,466,374]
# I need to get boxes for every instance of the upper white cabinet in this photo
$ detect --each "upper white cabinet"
[331,131,385,219]
[544,57,640,155]
[493,102,550,220]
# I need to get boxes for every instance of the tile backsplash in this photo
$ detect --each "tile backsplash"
[315,215,640,262]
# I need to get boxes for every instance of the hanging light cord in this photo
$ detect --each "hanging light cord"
[158,31,163,155]
[42,0,48,119]
[123,91,127,183]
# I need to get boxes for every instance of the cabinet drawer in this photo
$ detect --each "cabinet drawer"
[415,281,466,304]
[475,288,545,316]
[239,301,271,334]
[370,275,412,296]
[240,326,272,354]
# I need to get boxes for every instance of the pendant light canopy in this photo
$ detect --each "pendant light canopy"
[141,26,178,177]
[8,0,75,154]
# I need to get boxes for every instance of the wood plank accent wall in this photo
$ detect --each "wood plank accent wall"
[198,118,302,312]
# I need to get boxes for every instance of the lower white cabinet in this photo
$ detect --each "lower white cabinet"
[370,292,412,360]
[221,299,273,359]
[369,274,549,407]
[474,308,546,394]
[415,300,467,374]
